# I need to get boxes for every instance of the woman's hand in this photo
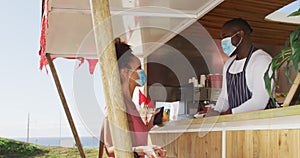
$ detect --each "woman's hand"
[134,145,167,158]
[147,109,161,129]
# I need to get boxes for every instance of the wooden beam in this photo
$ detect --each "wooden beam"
[45,53,86,158]
[144,57,148,97]
[283,73,300,107]
[89,0,133,158]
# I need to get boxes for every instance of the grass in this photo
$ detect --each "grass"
[0,137,108,158]
[34,146,101,158]
[0,137,46,157]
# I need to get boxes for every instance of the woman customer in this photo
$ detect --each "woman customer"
[99,38,166,158]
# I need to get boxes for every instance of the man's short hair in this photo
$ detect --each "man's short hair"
[223,18,253,34]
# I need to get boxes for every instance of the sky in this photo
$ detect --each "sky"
[0,1,100,138]
[279,0,300,13]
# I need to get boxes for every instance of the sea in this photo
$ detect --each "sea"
[13,137,99,148]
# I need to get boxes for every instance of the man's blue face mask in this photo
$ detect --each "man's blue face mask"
[221,31,243,56]
[129,69,147,86]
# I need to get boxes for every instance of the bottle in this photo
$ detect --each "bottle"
[205,75,211,88]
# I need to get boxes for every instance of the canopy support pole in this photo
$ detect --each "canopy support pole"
[89,0,133,157]
[283,73,300,107]
[46,53,86,158]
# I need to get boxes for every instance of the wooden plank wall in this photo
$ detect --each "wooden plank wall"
[226,130,300,158]
[151,132,222,158]
[151,129,300,158]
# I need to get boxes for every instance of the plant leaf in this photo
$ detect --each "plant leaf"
[292,48,300,73]
[265,48,292,98]
[293,26,300,42]
[290,28,299,47]
[289,8,300,17]
[264,15,300,101]
[272,55,290,72]
[264,64,273,98]
[291,26,300,72]
[284,38,290,49]
[285,60,292,83]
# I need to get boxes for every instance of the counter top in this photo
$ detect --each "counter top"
[150,105,300,133]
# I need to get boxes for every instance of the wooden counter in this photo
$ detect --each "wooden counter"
[149,105,300,158]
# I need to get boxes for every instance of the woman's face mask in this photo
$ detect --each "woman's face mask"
[221,31,243,56]
[129,69,147,86]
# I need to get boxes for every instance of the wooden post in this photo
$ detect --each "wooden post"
[283,73,300,107]
[26,113,30,143]
[143,57,148,97]
[46,53,86,158]
[89,0,133,158]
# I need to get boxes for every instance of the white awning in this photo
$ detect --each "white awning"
[265,0,300,25]
[44,0,223,58]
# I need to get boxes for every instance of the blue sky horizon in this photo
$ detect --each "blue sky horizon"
[0,1,101,138]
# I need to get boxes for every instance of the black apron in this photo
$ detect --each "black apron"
[226,46,275,109]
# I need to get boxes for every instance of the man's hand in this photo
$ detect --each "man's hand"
[221,108,232,115]
[205,109,220,117]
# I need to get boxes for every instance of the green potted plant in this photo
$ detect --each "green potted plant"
[264,8,300,106]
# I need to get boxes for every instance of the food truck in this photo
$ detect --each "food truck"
[40,0,300,157]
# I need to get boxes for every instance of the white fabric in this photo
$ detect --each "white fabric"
[214,49,273,114]
[46,0,223,58]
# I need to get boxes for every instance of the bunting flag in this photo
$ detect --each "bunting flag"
[39,0,53,73]
[86,59,99,74]
[38,0,99,74]
[138,90,155,108]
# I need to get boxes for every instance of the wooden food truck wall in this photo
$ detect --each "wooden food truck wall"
[151,129,300,158]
